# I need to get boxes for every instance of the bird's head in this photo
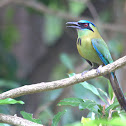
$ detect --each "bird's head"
[66,20,98,37]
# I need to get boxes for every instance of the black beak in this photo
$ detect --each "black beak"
[66,22,80,29]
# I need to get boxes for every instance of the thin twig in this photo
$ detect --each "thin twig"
[0,56,126,100]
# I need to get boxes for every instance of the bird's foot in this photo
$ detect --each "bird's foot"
[96,65,103,75]
[81,70,89,76]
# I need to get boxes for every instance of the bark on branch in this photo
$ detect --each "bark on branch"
[0,56,126,100]
[0,113,43,126]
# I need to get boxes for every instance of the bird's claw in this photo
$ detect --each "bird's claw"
[81,65,103,76]
[81,70,89,76]
[96,65,103,75]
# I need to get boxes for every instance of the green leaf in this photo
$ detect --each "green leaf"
[58,97,83,107]
[108,80,113,100]
[52,109,67,126]
[97,104,103,114]
[112,111,120,118]
[58,98,101,115]
[80,81,107,104]
[105,101,119,112]
[20,111,42,124]
[81,117,92,126]
[0,98,24,105]
[97,88,109,99]
[84,117,126,126]
[79,99,98,114]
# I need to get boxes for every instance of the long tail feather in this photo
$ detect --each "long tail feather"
[108,73,126,111]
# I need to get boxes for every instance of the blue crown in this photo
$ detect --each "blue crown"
[78,20,96,27]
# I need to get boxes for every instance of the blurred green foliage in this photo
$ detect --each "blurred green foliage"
[0,7,18,82]
[65,122,82,126]
[56,74,126,125]
[3,8,19,49]
[0,124,10,126]
[39,109,53,124]
[52,109,67,126]
[69,1,87,16]
[21,111,42,124]
[0,7,20,126]
[42,0,87,45]
[81,116,126,126]
[44,15,63,45]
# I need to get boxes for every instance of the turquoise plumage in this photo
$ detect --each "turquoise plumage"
[91,39,113,65]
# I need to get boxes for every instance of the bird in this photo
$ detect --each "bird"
[66,20,126,111]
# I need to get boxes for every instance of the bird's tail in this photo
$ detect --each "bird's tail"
[108,72,126,111]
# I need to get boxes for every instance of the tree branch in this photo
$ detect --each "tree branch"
[0,56,126,100]
[0,113,43,126]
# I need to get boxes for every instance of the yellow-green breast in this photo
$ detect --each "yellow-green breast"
[76,29,103,65]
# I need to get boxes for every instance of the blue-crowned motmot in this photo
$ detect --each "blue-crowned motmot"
[66,20,126,111]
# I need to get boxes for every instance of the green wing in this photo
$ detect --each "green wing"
[91,38,113,65]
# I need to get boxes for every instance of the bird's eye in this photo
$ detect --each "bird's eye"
[84,23,88,27]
